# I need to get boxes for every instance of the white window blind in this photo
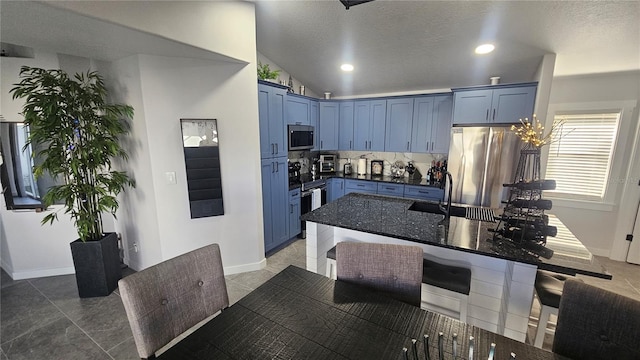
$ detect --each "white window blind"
[545,112,620,201]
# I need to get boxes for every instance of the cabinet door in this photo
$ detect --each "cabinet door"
[262,157,289,252]
[261,159,275,250]
[404,185,444,201]
[327,178,345,202]
[319,102,339,150]
[339,101,355,150]
[353,101,370,151]
[269,88,287,157]
[310,100,319,151]
[369,100,387,151]
[490,86,536,123]
[344,179,377,195]
[410,96,434,153]
[452,89,493,124]
[286,96,310,125]
[288,189,301,238]
[258,86,272,158]
[431,95,453,154]
[385,98,414,152]
[377,183,404,197]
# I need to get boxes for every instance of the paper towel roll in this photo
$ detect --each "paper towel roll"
[357,158,367,175]
[311,188,322,210]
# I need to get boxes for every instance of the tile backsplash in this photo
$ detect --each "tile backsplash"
[288,150,448,179]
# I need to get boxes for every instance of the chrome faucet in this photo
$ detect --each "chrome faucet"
[438,171,453,220]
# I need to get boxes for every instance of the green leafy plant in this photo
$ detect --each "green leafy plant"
[10,66,135,242]
[257,61,280,80]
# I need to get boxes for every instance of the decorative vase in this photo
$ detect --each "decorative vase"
[70,232,122,298]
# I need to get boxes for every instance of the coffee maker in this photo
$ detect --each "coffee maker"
[288,161,301,183]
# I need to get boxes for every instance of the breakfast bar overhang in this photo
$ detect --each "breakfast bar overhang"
[301,193,611,342]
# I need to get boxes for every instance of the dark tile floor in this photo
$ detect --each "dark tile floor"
[1,239,638,359]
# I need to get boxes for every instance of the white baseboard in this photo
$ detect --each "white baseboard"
[223,258,267,275]
[587,247,611,257]
[5,265,75,280]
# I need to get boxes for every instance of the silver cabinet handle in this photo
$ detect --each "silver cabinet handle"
[275,143,278,154]
[407,141,410,151]
[271,143,275,154]
[272,162,275,173]
[350,140,352,149]
[321,140,323,148]
[290,204,293,214]
[431,141,434,151]
[486,109,489,121]
[492,109,496,121]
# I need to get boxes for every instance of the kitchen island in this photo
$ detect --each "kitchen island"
[301,192,610,342]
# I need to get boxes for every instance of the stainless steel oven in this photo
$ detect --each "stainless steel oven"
[300,178,326,238]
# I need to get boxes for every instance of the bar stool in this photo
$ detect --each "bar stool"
[532,270,583,348]
[421,256,471,322]
[327,245,472,321]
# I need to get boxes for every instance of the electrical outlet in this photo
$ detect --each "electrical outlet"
[165,171,177,185]
[133,243,139,252]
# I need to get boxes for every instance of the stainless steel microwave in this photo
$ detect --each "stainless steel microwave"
[288,125,314,150]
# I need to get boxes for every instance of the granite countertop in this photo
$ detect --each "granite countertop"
[301,192,611,279]
[289,171,443,190]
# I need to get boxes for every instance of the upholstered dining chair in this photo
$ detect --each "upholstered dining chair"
[119,244,229,359]
[552,279,640,360]
[336,242,423,307]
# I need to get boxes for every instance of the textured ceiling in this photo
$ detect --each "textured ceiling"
[255,1,640,96]
[1,1,638,99]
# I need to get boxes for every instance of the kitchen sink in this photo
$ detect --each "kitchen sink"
[408,201,467,217]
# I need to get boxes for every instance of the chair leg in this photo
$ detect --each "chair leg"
[458,295,468,322]
[534,304,553,348]
[326,259,336,279]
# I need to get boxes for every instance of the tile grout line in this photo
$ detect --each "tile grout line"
[27,279,117,360]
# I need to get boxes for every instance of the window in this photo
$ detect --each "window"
[545,111,620,202]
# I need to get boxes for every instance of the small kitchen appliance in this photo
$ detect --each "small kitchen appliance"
[343,159,353,175]
[370,160,384,176]
[288,125,314,151]
[319,154,337,174]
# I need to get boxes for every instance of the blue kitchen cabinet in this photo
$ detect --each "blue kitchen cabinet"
[288,188,301,238]
[338,101,355,151]
[354,100,386,151]
[327,178,345,203]
[452,83,536,124]
[377,183,404,197]
[490,86,536,123]
[319,102,339,150]
[310,100,319,151]
[411,95,453,154]
[261,157,289,253]
[403,185,444,201]
[345,179,378,195]
[286,95,310,125]
[258,83,287,159]
[385,98,415,152]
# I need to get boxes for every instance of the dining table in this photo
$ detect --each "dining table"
[157,265,568,360]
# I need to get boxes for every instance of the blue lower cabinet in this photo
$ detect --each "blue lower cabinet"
[403,185,444,201]
[377,183,404,197]
[261,157,289,253]
[288,189,301,238]
[327,178,345,202]
[345,179,377,195]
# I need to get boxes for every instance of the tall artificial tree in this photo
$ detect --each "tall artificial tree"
[10,66,135,241]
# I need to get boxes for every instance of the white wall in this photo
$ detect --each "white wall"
[545,71,640,257]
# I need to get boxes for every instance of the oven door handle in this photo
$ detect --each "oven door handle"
[301,186,327,197]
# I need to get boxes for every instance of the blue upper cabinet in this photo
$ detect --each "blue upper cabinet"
[354,100,386,151]
[258,83,287,159]
[385,98,414,152]
[452,83,537,125]
[452,89,493,124]
[411,95,453,153]
[490,86,536,123]
[310,100,319,151]
[410,96,434,153]
[319,101,339,150]
[338,101,355,151]
[286,95,310,125]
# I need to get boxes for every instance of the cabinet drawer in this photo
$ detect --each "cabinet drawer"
[403,186,444,201]
[377,183,404,196]
[345,179,377,194]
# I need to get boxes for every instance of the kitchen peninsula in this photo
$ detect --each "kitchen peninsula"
[301,192,610,342]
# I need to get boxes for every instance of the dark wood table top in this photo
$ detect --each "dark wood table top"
[158,266,567,360]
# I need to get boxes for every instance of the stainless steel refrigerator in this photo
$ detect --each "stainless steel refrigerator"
[448,125,522,208]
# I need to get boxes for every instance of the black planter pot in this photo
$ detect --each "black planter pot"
[70,232,122,298]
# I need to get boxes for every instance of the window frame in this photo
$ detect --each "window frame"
[541,100,637,210]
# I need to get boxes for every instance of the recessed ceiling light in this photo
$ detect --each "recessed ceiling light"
[341,63,354,72]
[475,44,495,55]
